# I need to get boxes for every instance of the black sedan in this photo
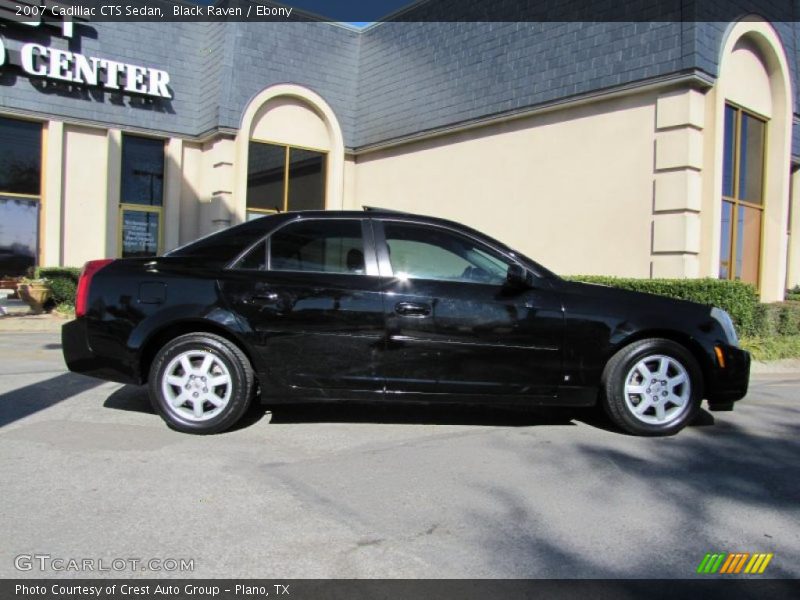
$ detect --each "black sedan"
[62,209,750,436]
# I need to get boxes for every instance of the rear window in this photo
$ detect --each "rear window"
[166,217,275,263]
[270,220,364,274]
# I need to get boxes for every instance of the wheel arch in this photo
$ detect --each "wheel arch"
[607,329,711,396]
[138,320,258,385]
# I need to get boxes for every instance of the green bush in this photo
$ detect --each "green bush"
[566,276,761,336]
[36,267,81,307]
[754,301,800,337]
[741,335,800,361]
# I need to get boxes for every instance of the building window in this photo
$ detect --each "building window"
[0,117,42,277]
[120,134,165,258]
[247,141,326,220]
[720,104,766,286]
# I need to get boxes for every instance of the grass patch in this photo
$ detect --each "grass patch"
[740,335,800,361]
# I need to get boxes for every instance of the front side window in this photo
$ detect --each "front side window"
[269,220,364,274]
[247,142,326,220]
[0,117,42,277]
[382,222,511,284]
[120,134,165,258]
[719,104,766,286]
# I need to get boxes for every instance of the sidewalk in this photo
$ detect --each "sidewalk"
[0,298,71,332]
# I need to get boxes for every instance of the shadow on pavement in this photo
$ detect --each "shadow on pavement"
[104,384,581,428]
[101,386,717,432]
[263,402,580,428]
[0,372,104,428]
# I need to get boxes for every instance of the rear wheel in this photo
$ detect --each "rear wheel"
[601,338,702,436]
[149,333,254,434]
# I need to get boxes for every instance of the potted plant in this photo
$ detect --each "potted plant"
[16,277,52,314]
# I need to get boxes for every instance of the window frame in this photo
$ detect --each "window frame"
[373,218,522,286]
[246,141,328,219]
[228,217,379,277]
[719,102,767,288]
[0,116,44,272]
[118,133,166,258]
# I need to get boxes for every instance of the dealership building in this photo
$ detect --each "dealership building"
[1,1,799,301]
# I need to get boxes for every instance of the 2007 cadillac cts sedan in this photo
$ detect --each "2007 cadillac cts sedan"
[62,209,750,436]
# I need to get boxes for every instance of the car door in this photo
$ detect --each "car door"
[220,217,386,392]
[374,219,564,398]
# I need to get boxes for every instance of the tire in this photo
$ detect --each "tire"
[148,332,254,434]
[601,338,702,436]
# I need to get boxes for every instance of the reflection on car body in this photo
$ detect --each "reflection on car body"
[62,209,750,436]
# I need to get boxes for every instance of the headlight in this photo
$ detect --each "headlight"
[711,307,739,347]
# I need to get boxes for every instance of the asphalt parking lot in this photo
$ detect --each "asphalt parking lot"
[1,330,798,579]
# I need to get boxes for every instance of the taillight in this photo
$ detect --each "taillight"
[75,259,114,317]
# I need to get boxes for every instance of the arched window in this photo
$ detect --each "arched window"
[236,85,344,223]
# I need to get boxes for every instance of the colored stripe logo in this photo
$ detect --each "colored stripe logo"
[696,552,773,574]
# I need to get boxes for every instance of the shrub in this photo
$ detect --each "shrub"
[754,301,800,337]
[566,276,761,336]
[740,335,800,361]
[36,267,81,307]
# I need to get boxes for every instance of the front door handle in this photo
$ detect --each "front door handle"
[394,302,431,317]
[248,292,279,304]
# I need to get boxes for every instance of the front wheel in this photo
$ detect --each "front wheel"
[601,338,702,436]
[149,333,254,434]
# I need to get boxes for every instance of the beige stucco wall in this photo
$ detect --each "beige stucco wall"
[354,92,659,277]
[61,125,109,266]
[179,141,203,245]
[250,97,332,151]
[789,167,800,288]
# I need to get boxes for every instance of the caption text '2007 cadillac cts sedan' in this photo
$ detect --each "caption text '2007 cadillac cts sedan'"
[62,209,750,436]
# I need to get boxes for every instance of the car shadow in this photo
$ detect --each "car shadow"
[0,372,104,429]
[103,384,154,414]
[102,385,716,432]
[261,402,580,428]
[103,385,580,428]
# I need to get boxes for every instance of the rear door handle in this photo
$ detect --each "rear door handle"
[394,302,431,317]
[249,292,279,304]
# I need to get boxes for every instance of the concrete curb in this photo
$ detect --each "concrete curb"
[750,358,800,375]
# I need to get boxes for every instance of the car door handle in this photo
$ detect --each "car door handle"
[249,292,279,303]
[394,302,431,317]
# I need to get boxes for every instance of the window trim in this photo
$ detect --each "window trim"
[227,217,379,277]
[247,140,328,214]
[373,218,525,286]
[119,133,166,258]
[720,103,767,288]
[0,116,44,270]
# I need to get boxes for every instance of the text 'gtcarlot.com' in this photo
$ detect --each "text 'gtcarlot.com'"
[14,554,194,572]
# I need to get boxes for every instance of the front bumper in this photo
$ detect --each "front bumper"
[707,344,751,405]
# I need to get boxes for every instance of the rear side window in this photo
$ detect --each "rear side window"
[167,217,275,263]
[270,220,365,274]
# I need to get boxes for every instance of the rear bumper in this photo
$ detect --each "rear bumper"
[706,344,750,405]
[62,319,139,384]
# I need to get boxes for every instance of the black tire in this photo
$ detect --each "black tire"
[148,332,254,434]
[601,338,703,436]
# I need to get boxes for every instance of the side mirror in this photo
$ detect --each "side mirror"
[506,264,534,289]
